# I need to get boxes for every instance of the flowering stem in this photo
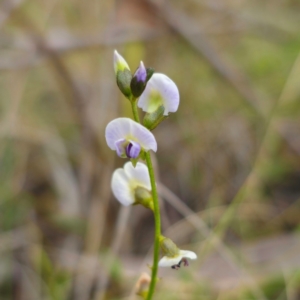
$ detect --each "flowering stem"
[144,152,161,300]
[131,100,161,300]
[131,98,141,123]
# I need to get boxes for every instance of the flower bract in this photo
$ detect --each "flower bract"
[105,118,157,158]
[138,73,179,116]
[111,162,151,206]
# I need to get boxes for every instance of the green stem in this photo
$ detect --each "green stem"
[131,98,141,123]
[131,101,161,300]
[144,151,161,300]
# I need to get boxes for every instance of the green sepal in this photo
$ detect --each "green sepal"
[137,290,148,299]
[143,105,167,130]
[116,69,132,99]
[139,150,146,161]
[130,157,139,167]
[146,68,154,81]
[160,236,180,257]
[130,76,146,98]
[134,187,154,211]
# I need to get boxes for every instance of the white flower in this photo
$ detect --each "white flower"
[114,50,130,74]
[111,162,151,206]
[158,250,197,268]
[105,118,157,159]
[138,73,180,116]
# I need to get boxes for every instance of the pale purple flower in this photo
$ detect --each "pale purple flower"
[111,162,151,206]
[105,118,157,158]
[138,73,180,116]
[114,50,130,74]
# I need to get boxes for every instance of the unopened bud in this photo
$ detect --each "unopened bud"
[114,50,130,74]
[116,69,133,99]
[131,61,147,98]
[135,272,151,299]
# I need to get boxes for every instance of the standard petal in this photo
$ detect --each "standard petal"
[111,168,135,206]
[138,73,180,116]
[105,118,133,150]
[130,120,157,152]
[158,255,182,267]
[105,118,157,153]
[179,250,197,260]
[124,162,151,190]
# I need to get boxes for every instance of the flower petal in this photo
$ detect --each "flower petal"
[111,162,151,206]
[115,138,127,157]
[105,118,157,153]
[158,255,182,267]
[126,140,141,158]
[179,250,197,260]
[124,162,151,190]
[111,167,135,206]
[138,73,179,116]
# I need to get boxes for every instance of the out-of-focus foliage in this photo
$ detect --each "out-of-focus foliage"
[0,0,300,299]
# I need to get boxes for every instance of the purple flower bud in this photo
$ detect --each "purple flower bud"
[134,61,147,83]
[130,62,149,98]
[125,141,141,158]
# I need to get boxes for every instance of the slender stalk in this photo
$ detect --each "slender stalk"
[131,98,141,123]
[144,152,161,300]
[131,100,161,300]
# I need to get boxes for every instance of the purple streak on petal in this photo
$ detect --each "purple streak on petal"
[134,61,147,82]
[115,138,126,157]
[125,140,141,158]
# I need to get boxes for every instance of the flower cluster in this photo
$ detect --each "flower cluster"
[105,50,196,297]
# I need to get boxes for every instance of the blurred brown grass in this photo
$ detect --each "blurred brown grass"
[1,0,300,299]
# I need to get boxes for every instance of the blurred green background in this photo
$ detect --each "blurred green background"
[1,0,300,299]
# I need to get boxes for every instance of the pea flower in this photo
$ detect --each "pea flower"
[158,237,197,269]
[111,162,152,207]
[105,118,157,159]
[138,73,180,116]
